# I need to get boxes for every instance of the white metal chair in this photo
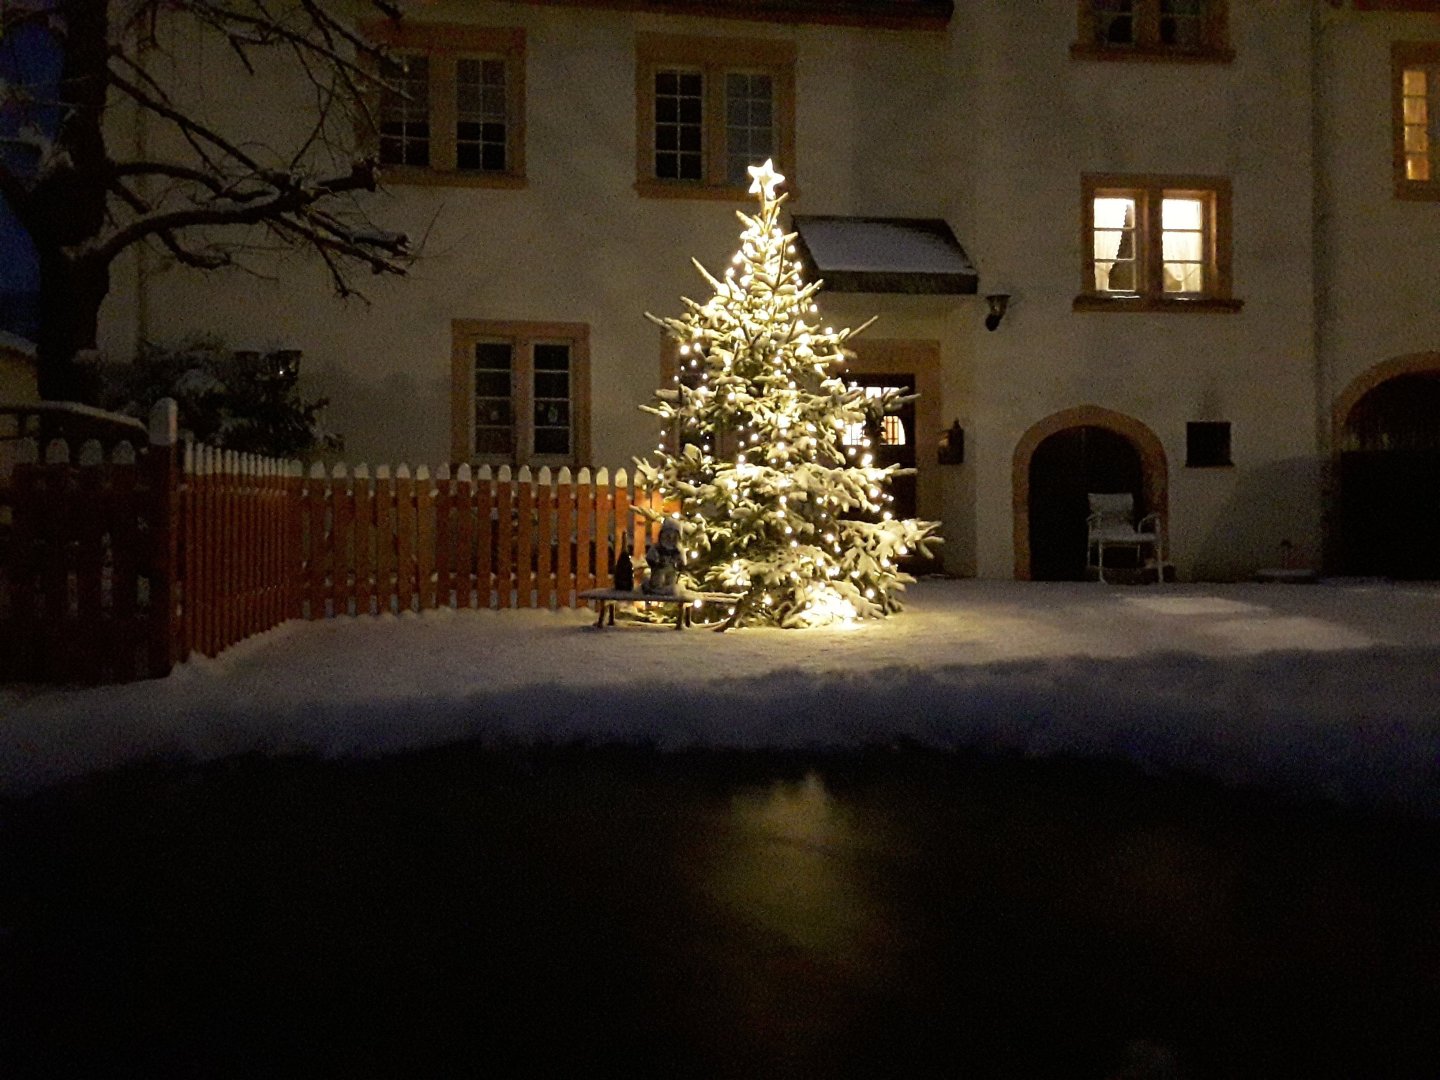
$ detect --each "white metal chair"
[1086,492,1165,583]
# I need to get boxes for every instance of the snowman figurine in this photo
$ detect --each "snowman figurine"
[643,518,684,596]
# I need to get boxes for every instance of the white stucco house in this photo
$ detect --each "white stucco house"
[95,0,1440,581]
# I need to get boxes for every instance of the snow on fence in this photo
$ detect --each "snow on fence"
[1,400,670,683]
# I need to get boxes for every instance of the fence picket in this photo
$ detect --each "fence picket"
[556,467,573,608]
[535,467,555,609]
[353,465,375,616]
[417,465,436,611]
[434,465,452,609]
[575,467,593,602]
[455,464,474,609]
[329,463,351,618]
[496,466,513,609]
[516,466,534,608]
[476,466,493,609]
[396,464,415,613]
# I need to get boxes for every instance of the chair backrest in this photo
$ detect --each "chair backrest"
[1088,492,1135,527]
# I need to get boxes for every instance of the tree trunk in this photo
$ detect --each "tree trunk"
[24,0,113,402]
[35,253,109,402]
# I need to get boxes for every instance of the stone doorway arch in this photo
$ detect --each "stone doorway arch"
[1012,406,1169,581]
[1332,353,1440,578]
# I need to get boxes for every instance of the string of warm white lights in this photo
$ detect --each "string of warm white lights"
[635,160,940,628]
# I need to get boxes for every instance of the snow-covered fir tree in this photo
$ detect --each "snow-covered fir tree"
[635,161,940,628]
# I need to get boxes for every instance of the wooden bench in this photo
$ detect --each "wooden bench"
[578,588,742,630]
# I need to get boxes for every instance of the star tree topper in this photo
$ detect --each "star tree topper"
[747,159,783,200]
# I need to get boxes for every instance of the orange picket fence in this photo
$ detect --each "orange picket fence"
[1,400,668,683]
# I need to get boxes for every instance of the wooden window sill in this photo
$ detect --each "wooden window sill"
[379,167,527,190]
[1395,180,1440,201]
[634,179,798,202]
[1068,43,1234,65]
[1073,294,1244,313]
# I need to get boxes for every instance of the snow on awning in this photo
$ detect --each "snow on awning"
[790,216,978,295]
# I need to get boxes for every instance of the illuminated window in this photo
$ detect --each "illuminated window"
[1076,174,1240,312]
[366,23,525,188]
[636,34,795,199]
[451,322,589,465]
[843,386,909,447]
[1072,0,1231,62]
[1395,42,1440,199]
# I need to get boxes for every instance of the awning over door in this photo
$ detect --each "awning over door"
[790,216,978,295]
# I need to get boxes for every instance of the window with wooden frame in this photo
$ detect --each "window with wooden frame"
[1071,0,1232,63]
[635,33,796,199]
[1394,42,1440,200]
[364,23,525,188]
[1075,174,1241,312]
[451,321,590,466]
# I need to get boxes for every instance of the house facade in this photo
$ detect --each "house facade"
[95,0,1440,581]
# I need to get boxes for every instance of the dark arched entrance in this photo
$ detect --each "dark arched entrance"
[1339,371,1440,579]
[1028,426,1144,581]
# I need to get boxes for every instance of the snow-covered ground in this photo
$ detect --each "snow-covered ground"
[4,580,1439,815]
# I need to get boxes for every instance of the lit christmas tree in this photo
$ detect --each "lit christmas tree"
[635,160,940,628]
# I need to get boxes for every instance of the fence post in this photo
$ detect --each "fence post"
[147,399,181,678]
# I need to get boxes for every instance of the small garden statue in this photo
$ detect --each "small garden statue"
[643,518,683,596]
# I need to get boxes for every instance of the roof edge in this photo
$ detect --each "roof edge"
[509,0,953,31]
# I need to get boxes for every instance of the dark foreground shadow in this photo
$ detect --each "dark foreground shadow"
[2,746,1438,1078]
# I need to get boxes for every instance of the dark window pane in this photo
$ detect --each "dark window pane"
[656,71,676,95]
[656,96,677,123]
[679,126,702,152]
[679,98,702,124]
[476,343,512,369]
[656,152,678,178]
[482,121,506,143]
[482,59,505,85]
[476,400,513,425]
[535,375,569,399]
[534,345,571,371]
[656,127,678,151]
[679,72,702,96]
[535,400,570,426]
[475,427,514,456]
[679,154,702,181]
[476,371,511,397]
[379,137,403,164]
[458,121,482,141]
[534,428,570,456]
[481,144,506,171]
[405,142,429,167]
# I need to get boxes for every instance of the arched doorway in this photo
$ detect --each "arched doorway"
[1336,366,1440,579]
[1013,407,1168,580]
[1028,427,1143,580]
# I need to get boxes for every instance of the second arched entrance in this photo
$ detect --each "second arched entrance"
[1334,361,1440,579]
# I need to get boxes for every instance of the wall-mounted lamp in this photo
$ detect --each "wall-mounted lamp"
[938,420,965,465]
[984,293,1011,332]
